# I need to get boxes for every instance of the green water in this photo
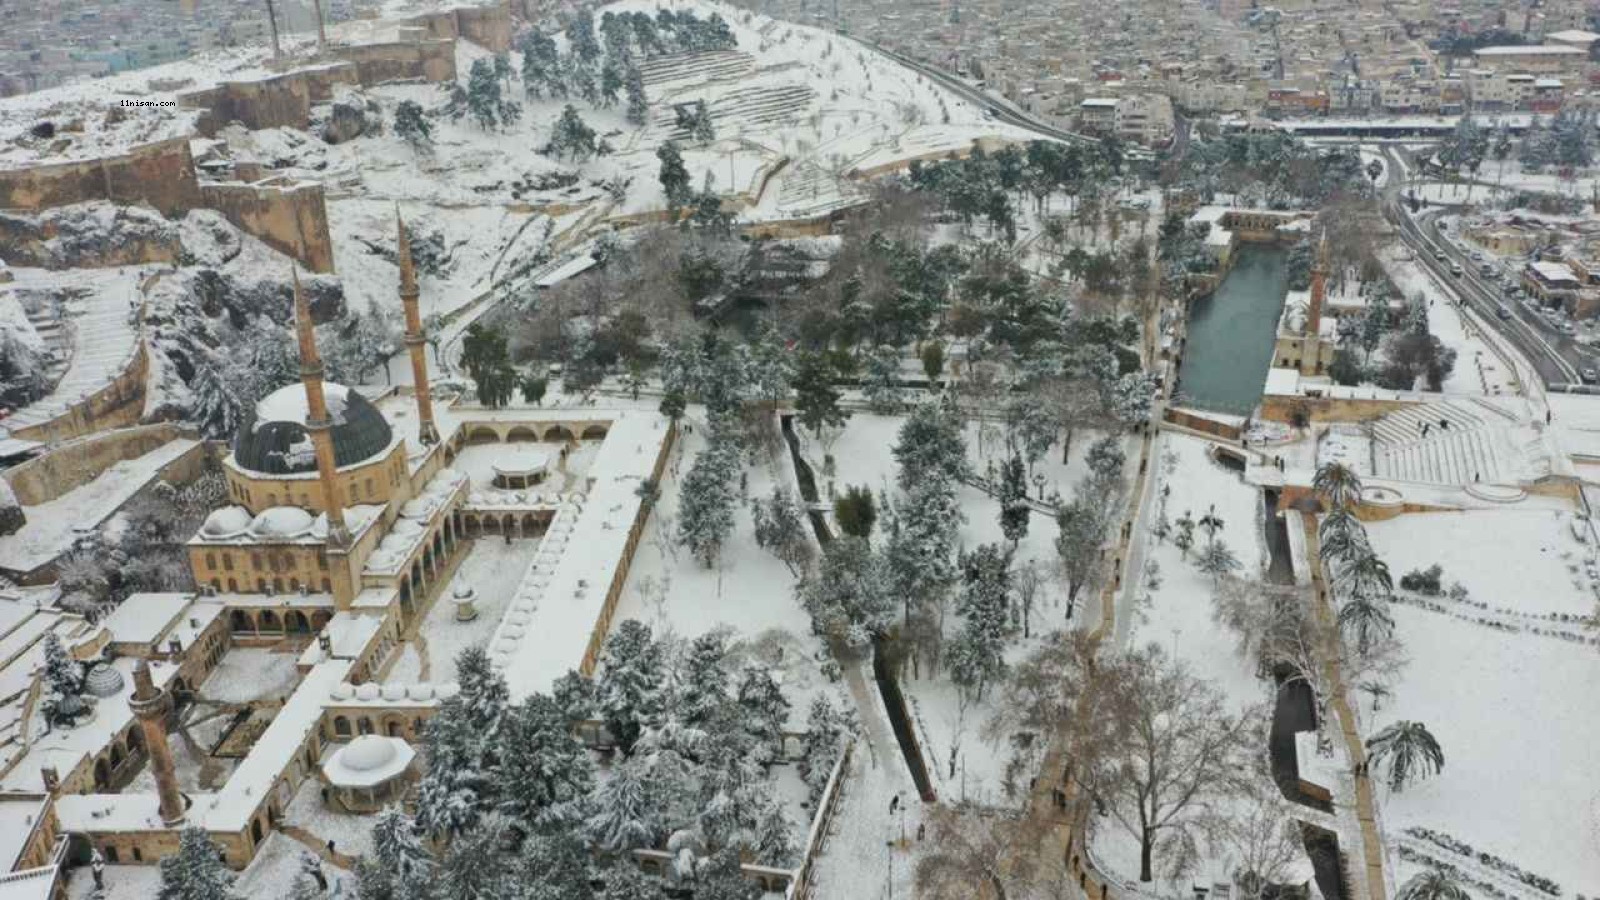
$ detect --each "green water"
[1175,244,1289,414]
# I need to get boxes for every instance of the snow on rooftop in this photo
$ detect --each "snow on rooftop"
[1474,44,1585,55]
[98,593,194,647]
[0,795,51,871]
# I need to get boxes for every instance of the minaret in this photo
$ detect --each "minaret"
[1306,229,1328,340]
[292,268,351,548]
[129,660,185,826]
[396,210,440,446]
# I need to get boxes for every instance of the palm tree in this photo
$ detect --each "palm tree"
[1313,461,1363,511]
[1335,549,1393,603]
[1317,508,1369,567]
[1337,594,1395,657]
[1366,720,1444,792]
[1396,870,1472,900]
[1198,504,1225,548]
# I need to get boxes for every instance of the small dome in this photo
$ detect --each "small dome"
[330,683,354,701]
[355,683,380,701]
[381,683,405,701]
[83,663,125,698]
[324,735,415,788]
[452,585,475,600]
[249,507,314,539]
[201,506,252,538]
[233,383,393,475]
[341,736,395,772]
[406,684,434,701]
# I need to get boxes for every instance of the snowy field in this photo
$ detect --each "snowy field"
[384,537,541,684]
[1368,606,1600,897]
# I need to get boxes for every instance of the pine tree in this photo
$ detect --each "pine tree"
[597,620,663,754]
[799,695,847,802]
[832,485,876,539]
[677,442,738,568]
[1196,539,1241,585]
[863,344,903,414]
[598,58,623,107]
[998,452,1030,549]
[624,62,649,125]
[750,800,797,867]
[599,865,666,900]
[157,827,239,900]
[517,831,594,900]
[656,140,691,209]
[692,848,758,900]
[370,808,430,898]
[893,401,970,492]
[797,536,893,648]
[433,814,518,900]
[586,763,658,852]
[886,477,962,625]
[551,669,594,720]
[494,694,596,831]
[466,58,503,130]
[792,350,849,443]
[689,103,716,144]
[751,488,812,576]
[461,324,517,408]
[1174,509,1196,559]
[736,668,789,766]
[393,100,432,150]
[678,632,732,727]
[41,632,81,699]
[546,105,597,161]
[949,544,1011,698]
[569,9,601,65]
[191,355,244,439]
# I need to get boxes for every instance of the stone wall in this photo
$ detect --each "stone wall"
[1257,393,1414,425]
[10,341,150,444]
[198,179,336,273]
[180,64,361,137]
[328,39,457,85]
[0,138,201,215]
[401,4,512,52]
[2,423,194,505]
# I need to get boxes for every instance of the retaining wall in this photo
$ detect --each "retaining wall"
[198,180,335,273]
[328,39,457,85]
[0,138,201,215]
[2,423,195,505]
[10,342,149,444]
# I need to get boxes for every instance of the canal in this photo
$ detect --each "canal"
[1175,244,1290,415]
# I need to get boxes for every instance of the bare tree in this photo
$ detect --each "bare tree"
[1197,764,1307,900]
[1093,642,1261,883]
[913,805,1048,900]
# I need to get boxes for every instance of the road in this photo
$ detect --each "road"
[1379,146,1592,388]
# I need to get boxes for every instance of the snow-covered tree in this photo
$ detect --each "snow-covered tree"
[885,477,962,638]
[1109,371,1156,430]
[893,401,970,492]
[948,544,1011,698]
[677,441,739,568]
[569,9,601,65]
[516,831,593,900]
[656,140,692,209]
[1195,539,1241,586]
[415,647,508,836]
[520,31,561,99]
[493,693,595,831]
[1365,720,1443,792]
[624,62,649,125]
[546,105,598,161]
[466,58,509,130]
[367,807,430,900]
[735,668,789,766]
[750,799,797,868]
[1395,870,1472,900]
[157,827,238,900]
[998,451,1030,549]
[586,763,658,852]
[797,536,894,648]
[551,669,594,721]
[393,100,432,150]
[598,58,623,107]
[799,695,848,802]
[863,344,903,414]
[751,488,812,576]
[792,350,849,443]
[678,631,732,727]
[433,814,517,900]
[599,865,666,900]
[691,848,758,900]
[1055,495,1109,616]
[597,620,663,754]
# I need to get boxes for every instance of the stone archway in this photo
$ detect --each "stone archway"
[580,424,608,440]
[230,610,254,634]
[259,610,281,632]
[285,611,310,633]
[467,426,499,445]
[507,426,539,442]
[544,425,575,443]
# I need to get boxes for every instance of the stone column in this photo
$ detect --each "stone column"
[396,210,439,445]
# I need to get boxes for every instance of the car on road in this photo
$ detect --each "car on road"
[1497,305,1512,320]
[1450,263,1463,277]
[1583,369,1598,384]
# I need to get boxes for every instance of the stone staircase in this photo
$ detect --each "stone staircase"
[1370,399,1531,486]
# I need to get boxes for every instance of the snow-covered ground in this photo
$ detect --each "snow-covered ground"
[383,536,541,684]
[1380,245,1519,396]
[200,646,303,704]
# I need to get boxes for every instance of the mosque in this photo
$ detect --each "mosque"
[0,215,674,893]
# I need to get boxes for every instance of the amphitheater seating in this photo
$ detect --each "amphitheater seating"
[1369,399,1532,486]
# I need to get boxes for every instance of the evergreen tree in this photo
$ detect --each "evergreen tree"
[433,814,517,900]
[191,356,245,439]
[948,544,1011,698]
[599,866,666,900]
[597,620,663,754]
[624,62,649,125]
[893,401,970,492]
[792,350,849,442]
[1174,509,1196,559]
[1195,539,1241,585]
[393,100,433,150]
[735,668,789,766]
[586,764,658,852]
[656,140,692,209]
[157,827,239,900]
[370,808,430,900]
[466,58,503,129]
[551,669,594,720]
[546,105,598,161]
[751,487,812,576]
[692,848,758,900]
[569,9,601,65]
[598,58,623,107]
[493,694,596,831]
[677,442,739,567]
[998,452,1030,549]
[797,536,893,648]
[461,324,517,408]
[885,478,961,624]
[863,344,903,414]
[833,485,876,539]
[1055,496,1108,615]
[750,800,797,867]
[415,647,508,837]
[517,831,593,900]
[520,31,560,99]
[799,695,847,802]
[688,103,716,144]
[41,632,81,699]
[678,632,732,727]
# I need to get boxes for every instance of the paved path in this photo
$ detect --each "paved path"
[280,824,359,871]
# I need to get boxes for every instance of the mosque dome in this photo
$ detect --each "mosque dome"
[232,383,393,476]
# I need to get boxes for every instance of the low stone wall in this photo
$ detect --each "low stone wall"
[198,179,335,273]
[0,138,200,215]
[180,64,361,136]
[10,341,149,444]
[1163,406,1243,441]
[2,423,194,505]
[1257,393,1414,425]
[401,4,512,52]
[329,39,457,84]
